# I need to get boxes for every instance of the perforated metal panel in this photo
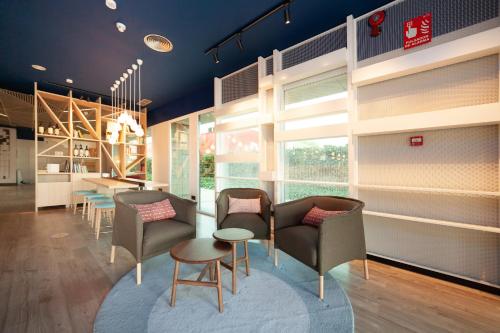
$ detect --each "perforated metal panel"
[359,125,499,286]
[221,64,258,104]
[358,55,499,120]
[266,56,273,76]
[281,26,347,70]
[365,216,499,285]
[358,126,499,191]
[357,0,499,62]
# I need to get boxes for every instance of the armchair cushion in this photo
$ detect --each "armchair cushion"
[302,206,346,226]
[220,213,267,239]
[276,225,318,269]
[227,196,261,214]
[132,198,176,223]
[142,219,195,259]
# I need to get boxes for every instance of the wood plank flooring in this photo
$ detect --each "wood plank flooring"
[0,209,499,333]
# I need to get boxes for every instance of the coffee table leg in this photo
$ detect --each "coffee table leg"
[232,242,237,294]
[216,260,223,313]
[170,260,180,307]
[244,240,250,276]
[209,262,214,281]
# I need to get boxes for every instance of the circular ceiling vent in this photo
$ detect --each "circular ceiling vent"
[144,34,173,53]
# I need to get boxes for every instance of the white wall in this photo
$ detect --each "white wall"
[151,121,170,184]
[16,139,35,184]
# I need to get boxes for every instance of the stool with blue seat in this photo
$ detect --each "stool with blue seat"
[83,193,109,220]
[88,195,113,225]
[72,190,96,214]
[94,201,116,240]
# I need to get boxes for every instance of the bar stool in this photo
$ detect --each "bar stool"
[94,201,116,240]
[88,195,113,225]
[83,193,109,220]
[72,190,96,214]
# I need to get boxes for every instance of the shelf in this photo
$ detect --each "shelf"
[356,184,500,198]
[352,103,500,136]
[38,154,71,158]
[73,137,100,142]
[126,143,145,146]
[37,134,70,140]
[38,171,71,175]
[363,210,500,234]
[72,156,100,160]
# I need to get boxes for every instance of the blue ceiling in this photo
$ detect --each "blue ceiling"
[0,0,391,122]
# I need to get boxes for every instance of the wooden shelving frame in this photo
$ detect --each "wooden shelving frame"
[34,82,147,210]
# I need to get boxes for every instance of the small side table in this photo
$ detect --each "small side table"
[170,238,231,313]
[213,228,254,294]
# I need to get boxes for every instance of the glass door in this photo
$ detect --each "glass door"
[170,118,190,199]
[198,112,215,214]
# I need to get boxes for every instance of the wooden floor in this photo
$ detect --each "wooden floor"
[0,209,499,333]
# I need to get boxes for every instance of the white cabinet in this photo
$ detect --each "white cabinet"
[37,182,72,207]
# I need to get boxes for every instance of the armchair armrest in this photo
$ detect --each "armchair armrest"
[111,199,144,262]
[168,196,197,227]
[274,197,314,231]
[318,206,367,274]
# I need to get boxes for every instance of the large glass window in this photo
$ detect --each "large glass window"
[199,112,215,214]
[217,128,259,155]
[281,137,348,202]
[170,118,190,199]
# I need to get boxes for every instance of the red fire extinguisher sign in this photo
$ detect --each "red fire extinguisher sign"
[404,13,432,50]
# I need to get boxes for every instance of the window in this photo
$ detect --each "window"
[217,128,259,155]
[281,137,348,201]
[199,112,215,214]
[170,118,190,199]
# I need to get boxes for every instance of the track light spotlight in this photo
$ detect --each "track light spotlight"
[236,34,244,51]
[212,49,220,64]
[284,5,291,24]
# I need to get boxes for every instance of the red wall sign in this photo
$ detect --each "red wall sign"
[409,136,424,146]
[404,13,432,50]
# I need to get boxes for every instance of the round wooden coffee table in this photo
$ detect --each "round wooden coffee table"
[170,238,231,313]
[213,228,254,294]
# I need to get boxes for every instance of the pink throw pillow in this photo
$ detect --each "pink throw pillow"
[302,206,346,226]
[132,198,176,223]
[227,196,261,214]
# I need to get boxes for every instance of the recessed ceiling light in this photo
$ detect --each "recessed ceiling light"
[32,64,47,71]
[66,78,73,84]
[144,34,173,52]
[105,0,117,10]
[116,22,126,32]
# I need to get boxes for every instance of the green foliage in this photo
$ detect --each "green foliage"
[284,183,348,201]
[146,157,152,181]
[200,176,215,190]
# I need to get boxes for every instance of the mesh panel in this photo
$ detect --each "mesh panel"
[365,216,499,285]
[282,26,347,70]
[357,0,499,62]
[358,55,499,120]
[221,64,258,104]
[358,126,499,191]
[266,57,273,76]
[284,71,347,106]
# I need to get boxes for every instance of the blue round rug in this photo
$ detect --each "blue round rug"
[94,242,354,333]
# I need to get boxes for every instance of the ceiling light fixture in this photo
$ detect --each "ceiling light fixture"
[204,0,292,63]
[66,78,73,84]
[105,0,117,10]
[212,49,220,64]
[32,64,47,71]
[116,21,126,32]
[284,5,291,24]
[236,34,244,51]
[144,34,173,53]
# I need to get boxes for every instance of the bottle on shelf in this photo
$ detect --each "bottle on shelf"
[79,144,84,157]
[47,124,54,135]
[73,144,79,157]
[38,123,45,134]
[84,145,89,157]
[54,125,60,136]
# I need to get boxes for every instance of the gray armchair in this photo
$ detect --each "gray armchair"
[216,188,272,254]
[110,191,197,285]
[274,196,368,300]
